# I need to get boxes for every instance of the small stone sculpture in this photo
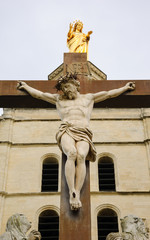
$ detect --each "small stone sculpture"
[0,213,41,240]
[106,215,149,240]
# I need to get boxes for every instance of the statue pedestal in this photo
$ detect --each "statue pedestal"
[59,154,91,240]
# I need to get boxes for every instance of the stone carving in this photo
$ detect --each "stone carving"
[0,213,41,240]
[17,74,135,211]
[67,20,93,56]
[106,215,149,240]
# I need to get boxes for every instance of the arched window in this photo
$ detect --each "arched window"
[41,157,58,192]
[98,156,116,191]
[97,209,118,240]
[38,210,59,240]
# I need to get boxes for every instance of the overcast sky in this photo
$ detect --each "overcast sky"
[0,0,150,114]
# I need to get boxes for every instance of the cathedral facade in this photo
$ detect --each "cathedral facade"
[0,105,150,240]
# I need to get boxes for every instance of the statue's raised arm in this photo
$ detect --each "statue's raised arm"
[67,23,74,41]
[17,81,58,105]
[92,82,135,103]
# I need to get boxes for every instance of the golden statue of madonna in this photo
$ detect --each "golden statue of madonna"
[67,20,93,57]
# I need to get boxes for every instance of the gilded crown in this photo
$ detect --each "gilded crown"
[73,20,83,26]
[72,20,83,31]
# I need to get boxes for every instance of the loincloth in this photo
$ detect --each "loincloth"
[56,122,97,162]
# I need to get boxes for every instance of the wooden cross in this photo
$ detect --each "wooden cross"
[1,53,150,240]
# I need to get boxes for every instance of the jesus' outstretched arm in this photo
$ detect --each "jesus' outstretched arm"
[17,81,58,105]
[92,82,135,103]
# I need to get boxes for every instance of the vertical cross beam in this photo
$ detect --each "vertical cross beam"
[59,154,91,240]
[59,53,91,240]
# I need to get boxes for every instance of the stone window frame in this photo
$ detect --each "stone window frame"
[94,204,121,240]
[40,153,61,192]
[38,208,59,240]
[34,205,60,233]
[97,152,119,192]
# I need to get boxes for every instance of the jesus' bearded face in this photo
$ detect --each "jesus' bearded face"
[61,83,78,100]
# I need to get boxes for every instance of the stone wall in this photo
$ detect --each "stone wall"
[0,108,150,239]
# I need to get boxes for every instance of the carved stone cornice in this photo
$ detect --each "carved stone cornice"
[48,61,107,81]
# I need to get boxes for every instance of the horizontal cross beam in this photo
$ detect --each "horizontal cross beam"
[0,80,150,108]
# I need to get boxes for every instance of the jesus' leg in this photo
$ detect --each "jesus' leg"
[75,141,89,208]
[61,133,79,210]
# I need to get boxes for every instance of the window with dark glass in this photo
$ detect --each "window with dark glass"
[97,209,118,240]
[38,210,59,240]
[98,156,116,191]
[41,157,58,192]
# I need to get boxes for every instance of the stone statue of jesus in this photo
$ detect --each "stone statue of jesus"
[17,74,135,211]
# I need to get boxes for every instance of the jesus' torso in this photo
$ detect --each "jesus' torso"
[56,93,94,128]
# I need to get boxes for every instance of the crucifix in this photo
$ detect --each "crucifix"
[16,52,135,240]
[0,54,150,240]
[0,21,150,240]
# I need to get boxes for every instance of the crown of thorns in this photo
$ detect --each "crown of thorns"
[55,73,80,91]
